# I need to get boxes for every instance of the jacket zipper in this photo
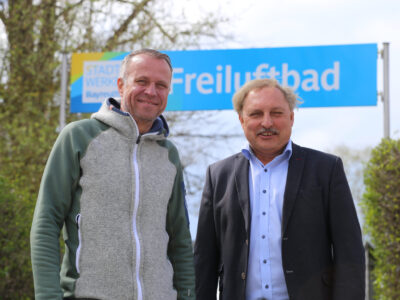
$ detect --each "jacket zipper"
[132,136,143,300]
[75,213,82,274]
[130,117,159,300]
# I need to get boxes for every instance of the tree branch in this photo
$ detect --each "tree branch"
[55,0,85,20]
[143,8,175,43]
[110,27,153,48]
[103,0,153,51]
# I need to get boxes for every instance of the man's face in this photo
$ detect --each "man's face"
[239,86,294,164]
[117,54,172,132]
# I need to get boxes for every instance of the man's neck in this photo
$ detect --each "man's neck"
[137,121,153,135]
[252,145,289,166]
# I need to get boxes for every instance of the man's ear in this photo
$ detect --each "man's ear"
[290,111,294,127]
[117,78,124,97]
[238,112,244,125]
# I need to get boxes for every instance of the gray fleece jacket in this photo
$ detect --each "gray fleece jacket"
[31,98,195,300]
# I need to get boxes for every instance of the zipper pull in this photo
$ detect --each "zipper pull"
[76,214,80,229]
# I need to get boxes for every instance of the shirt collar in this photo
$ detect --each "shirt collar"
[241,139,293,166]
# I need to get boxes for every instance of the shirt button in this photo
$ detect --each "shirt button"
[264,169,268,172]
[262,211,266,215]
[265,284,269,289]
[261,235,265,239]
[241,272,246,280]
[262,190,266,193]
[263,259,267,264]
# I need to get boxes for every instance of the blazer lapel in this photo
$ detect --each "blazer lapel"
[234,153,251,236]
[282,143,306,235]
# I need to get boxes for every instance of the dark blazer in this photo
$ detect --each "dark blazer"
[194,143,365,300]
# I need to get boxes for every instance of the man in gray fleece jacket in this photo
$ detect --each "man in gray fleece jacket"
[31,49,195,300]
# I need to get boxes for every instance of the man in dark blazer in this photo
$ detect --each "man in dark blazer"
[194,79,365,300]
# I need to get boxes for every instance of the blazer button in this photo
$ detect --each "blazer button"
[241,272,246,280]
[245,239,249,245]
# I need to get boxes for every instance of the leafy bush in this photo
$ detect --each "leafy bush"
[362,138,400,299]
[0,176,34,299]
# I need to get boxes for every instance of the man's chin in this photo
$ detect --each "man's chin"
[133,113,159,123]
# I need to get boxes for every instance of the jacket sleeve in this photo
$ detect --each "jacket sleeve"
[194,166,219,300]
[166,151,196,300]
[30,123,81,300]
[329,157,365,300]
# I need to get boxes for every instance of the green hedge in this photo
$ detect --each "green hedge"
[362,138,400,299]
[0,176,34,299]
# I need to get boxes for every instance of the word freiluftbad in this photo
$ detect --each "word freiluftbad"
[171,62,340,95]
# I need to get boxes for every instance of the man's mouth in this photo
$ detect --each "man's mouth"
[257,128,279,136]
[138,98,157,106]
[260,132,275,136]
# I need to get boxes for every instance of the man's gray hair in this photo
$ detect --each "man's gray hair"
[232,78,301,113]
[119,49,172,80]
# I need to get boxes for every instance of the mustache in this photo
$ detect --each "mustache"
[257,127,279,135]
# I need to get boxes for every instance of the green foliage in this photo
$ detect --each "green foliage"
[0,176,34,299]
[362,138,400,299]
[0,2,59,297]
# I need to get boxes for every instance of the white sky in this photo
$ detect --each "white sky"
[171,0,400,237]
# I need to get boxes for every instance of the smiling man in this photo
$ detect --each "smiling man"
[31,49,195,300]
[194,78,365,300]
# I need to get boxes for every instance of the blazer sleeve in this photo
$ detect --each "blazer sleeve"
[194,166,219,300]
[329,157,365,300]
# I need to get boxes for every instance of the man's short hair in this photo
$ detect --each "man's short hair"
[119,49,172,80]
[232,78,300,113]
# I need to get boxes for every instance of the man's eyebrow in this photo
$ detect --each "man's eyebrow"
[247,108,262,114]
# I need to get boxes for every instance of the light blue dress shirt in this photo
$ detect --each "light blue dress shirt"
[242,140,292,300]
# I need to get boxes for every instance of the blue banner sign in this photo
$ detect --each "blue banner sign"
[70,44,377,113]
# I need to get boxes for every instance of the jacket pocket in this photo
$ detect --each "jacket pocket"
[75,213,82,274]
[322,271,333,286]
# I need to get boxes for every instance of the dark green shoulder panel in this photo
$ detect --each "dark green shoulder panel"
[157,139,181,169]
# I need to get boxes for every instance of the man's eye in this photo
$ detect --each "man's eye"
[157,83,168,88]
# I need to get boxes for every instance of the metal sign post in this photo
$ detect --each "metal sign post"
[59,52,68,131]
[382,42,390,139]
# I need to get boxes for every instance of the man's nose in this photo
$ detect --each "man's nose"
[144,83,157,96]
[261,114,273,128]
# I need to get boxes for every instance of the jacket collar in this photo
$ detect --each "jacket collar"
[234,153,251,237]
[282,143,306,235]
[235,141,301,238]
